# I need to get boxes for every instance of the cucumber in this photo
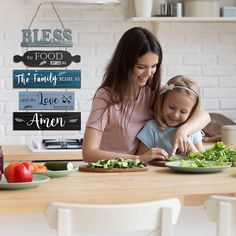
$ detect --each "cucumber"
[44,162,74,171]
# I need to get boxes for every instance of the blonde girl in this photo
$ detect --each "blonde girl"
[137,75,203,159]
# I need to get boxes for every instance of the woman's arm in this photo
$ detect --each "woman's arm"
[82,127,139,163]
[83,127,169,163]
[172,107,210,155]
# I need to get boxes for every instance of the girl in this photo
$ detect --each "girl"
[137,75,203,159]
[82,27,209,163]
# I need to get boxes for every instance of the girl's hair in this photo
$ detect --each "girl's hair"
[155,75,201,130]
[95,27,163,124]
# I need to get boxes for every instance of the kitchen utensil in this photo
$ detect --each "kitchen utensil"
[79,165,149,173]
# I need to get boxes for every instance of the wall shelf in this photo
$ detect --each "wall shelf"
[131,16,236,23]
[27,0,120,5]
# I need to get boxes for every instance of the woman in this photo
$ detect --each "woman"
[82,27,210,163]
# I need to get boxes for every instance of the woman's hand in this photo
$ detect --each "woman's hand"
[171,127,189,155]
[139,147,168,163]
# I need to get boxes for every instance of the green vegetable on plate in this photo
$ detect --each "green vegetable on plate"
[167,142,236,167]
[44,162,74,171]
[87,157,147,169]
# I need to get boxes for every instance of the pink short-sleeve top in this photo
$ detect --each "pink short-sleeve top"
[86,86,155,154]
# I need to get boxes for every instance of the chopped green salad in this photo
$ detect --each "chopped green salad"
[179,159,231,168]
[168,142,236,167]
[87,158,147,169]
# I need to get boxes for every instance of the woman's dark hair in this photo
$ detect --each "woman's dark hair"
[94,27,163,126]
[99,27,162,101]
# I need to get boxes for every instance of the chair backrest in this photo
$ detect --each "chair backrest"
[205,195,236,236]
[45,198,181,236]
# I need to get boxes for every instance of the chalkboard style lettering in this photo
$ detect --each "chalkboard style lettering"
[14,50,80,68]
[19,91,75,110]
[13,112,81,130]
[13,70,81,88]
[21,29,73,47]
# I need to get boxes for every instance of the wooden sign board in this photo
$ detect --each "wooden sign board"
[19,91,75,110]
[13,70,81,88]
[13,112,81,130]
[21,29,73,47]
[14,50,80,68]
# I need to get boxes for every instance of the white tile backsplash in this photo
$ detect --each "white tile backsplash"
[0,0,235,144]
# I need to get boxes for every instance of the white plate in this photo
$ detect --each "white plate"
[0,174,49,190]
[34,166,78,178]
[165,161,231,173]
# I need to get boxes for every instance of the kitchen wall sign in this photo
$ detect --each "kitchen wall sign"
[21,29,73,47]
[12,3,82,132]
[13,112,81,130]
[19,91,75,110]
[13,69,81,88]
[14,50,80,67]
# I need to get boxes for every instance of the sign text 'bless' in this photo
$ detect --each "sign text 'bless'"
[21,29,73,47]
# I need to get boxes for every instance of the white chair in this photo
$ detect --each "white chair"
[45,198,181,236]
[205,195,236,236]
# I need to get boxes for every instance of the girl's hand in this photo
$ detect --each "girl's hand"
[176,142,197,155]
[139,147,168,163]
[171,127,189,155]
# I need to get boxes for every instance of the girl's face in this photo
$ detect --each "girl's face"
[132,52,159,88]
[162,91,196,127]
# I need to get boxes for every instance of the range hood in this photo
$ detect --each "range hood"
[27,0,120,4]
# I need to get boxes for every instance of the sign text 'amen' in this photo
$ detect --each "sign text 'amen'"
[13,112,81,130]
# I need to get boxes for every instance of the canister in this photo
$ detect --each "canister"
[184,0,220,17]
[172,2,183,17]
[222,125,236,146]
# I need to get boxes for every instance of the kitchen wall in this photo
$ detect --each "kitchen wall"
[0,0,236,145]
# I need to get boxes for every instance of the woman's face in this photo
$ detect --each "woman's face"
[132,52,159,88]
[162,90,196,127]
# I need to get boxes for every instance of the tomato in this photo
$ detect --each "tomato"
[5,162,33,183]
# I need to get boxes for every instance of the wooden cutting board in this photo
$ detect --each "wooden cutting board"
[203,113,235,137]
[79,165,149,173]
